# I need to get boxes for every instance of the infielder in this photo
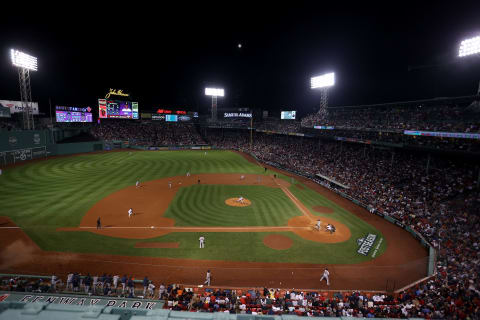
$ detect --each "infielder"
[168,181,172,189]
[315,219,321,231]
[320,268,330,286]
[204,270,211,286]
[240,175,245,180]
[199,236,205,248]
[128,208,133,218]
[136,180,140,188]
[237,196,245,204]
[186,171,191,177]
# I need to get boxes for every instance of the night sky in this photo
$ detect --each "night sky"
[1,3,479,117]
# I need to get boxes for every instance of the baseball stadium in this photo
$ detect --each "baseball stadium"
[0,7,480,320]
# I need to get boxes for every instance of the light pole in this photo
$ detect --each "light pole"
[310,72,335,118]
[205,87,224,121]
[11,49,38,130]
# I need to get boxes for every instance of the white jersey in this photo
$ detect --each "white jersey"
[238,197,244,201]
[113,275,119,286]
[316,220,321,227]
[199,236,205,243]
[323,269,330,277]
[136,181,139,187]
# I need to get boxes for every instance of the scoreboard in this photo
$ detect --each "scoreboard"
[98,99,138,119]
[55,106,93,123]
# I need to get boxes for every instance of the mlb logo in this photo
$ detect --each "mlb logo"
[0,294,10,302]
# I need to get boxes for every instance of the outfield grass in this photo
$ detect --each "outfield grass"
[0,150,386,264]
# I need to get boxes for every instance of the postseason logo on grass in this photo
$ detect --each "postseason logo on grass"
[356,233,377,256]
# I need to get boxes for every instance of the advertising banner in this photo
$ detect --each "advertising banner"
[0,105,11,118]
[0,100,39,115]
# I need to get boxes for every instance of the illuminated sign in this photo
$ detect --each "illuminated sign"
[105,89,129,99]
[156,109,187,115]
[403,130,480,140]
[56,106,91,113]
[281,111,296,120]
[98,99,138,119]
[224,112,252,118]
[166,115,178,122]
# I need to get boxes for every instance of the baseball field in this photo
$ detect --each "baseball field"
[0,150,429,290]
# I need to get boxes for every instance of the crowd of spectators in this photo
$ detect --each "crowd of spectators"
[301,102,480,133]
[90,121,206,146]
[256,120,303,134]
[206,130,480,318]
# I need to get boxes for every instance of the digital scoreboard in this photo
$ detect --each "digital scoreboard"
[98,99,138,119]
[281,111,296,119]
[55,106,93,123]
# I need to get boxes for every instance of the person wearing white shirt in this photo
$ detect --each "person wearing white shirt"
[148,282,155,298]
[204,269,211,286]
[113,275,119,291]
[199,236,205,248]
[67,273,73,290]
[320,268,330,286]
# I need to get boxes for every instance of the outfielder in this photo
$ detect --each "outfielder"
[320,268,330,286]
[199,236,205,248]
[128,208,133,218]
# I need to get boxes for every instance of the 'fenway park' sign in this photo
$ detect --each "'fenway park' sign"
[0,292,162,310]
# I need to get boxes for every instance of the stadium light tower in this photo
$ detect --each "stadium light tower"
[311,72,335,117]
[458,36,480,94]
[205,87,224,121]
[458,36,480,58]
[11,49,38,130]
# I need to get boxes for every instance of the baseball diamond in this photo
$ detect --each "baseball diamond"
[2,13,480,318]
[0,150,428,290]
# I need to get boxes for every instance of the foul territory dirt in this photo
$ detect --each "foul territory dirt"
[0,151,429,291]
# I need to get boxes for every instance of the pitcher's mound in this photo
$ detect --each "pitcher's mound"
[263,234,293,250]
[225,198,251,207]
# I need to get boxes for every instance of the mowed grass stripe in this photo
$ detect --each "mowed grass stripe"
[164,185,302,227]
